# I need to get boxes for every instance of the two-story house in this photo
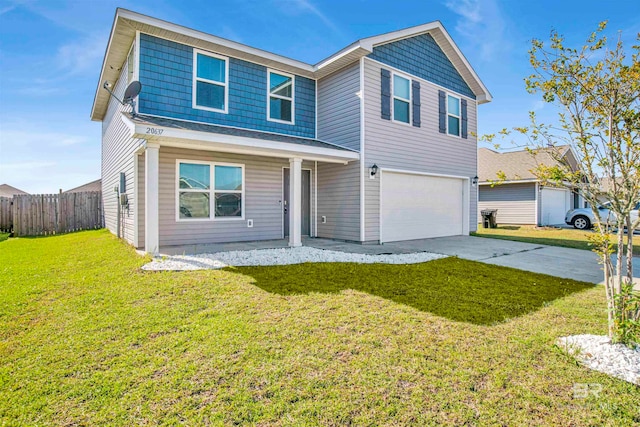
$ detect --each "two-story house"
[91,9,491,254]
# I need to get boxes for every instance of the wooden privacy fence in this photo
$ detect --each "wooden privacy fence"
[0,197,12,233]
[0,191,104,237]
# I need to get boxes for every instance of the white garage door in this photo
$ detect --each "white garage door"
[540,187,570,225]
[380,172,465,242]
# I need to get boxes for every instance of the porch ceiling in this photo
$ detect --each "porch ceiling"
[122,113,359,164]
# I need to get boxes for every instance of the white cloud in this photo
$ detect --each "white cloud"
[55,35,105,76]
[276,0,342,35]
[0,161,57,171]
[0,128,89,148]
[532,100,545,112]
[444,0,511,62]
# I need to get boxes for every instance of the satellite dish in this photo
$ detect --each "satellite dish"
[123,81,142,104]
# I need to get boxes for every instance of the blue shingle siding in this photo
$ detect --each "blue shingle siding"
[138,34,316,138]
[368,33,475,99]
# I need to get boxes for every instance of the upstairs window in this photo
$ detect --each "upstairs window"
[268,70,294,124]
[392,74,411,124]
[193,49,228,113]
[447,94,461,136]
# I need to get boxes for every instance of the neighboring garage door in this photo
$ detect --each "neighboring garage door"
[540,187,570,225]
[380,171,464,242]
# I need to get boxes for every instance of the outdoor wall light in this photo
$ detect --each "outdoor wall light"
[472,176,479,187]
[370,164,379,178]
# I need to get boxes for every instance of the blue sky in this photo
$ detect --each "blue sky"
[0,0,638,193]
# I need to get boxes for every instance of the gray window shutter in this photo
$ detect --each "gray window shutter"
[461,99,468,139]
[438,90,446,133]
[381,69,391,120]
[411,80,421,127]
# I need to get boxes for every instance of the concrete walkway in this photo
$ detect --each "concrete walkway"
[160,235,638,284]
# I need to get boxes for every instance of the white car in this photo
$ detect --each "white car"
[565,201,639,230]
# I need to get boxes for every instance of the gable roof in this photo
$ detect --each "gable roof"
[479,146,577,183]
[91,9,491,121]
[64,179,102,193]
[0,184,28,198]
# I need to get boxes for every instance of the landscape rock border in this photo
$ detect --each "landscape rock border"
[142,246,446,271]
[557,334,640,386]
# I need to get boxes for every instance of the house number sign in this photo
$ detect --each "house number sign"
[145,127,164,135]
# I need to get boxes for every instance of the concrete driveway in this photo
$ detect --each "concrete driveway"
[383,235,639,284]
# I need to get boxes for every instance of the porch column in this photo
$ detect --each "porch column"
[289,157,303,247]
[145,142,160,255]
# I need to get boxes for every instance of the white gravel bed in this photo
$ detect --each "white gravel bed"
[557,334,640,385]
[142,246,446,271]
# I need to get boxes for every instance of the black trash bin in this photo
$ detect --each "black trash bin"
[481,209,498,229]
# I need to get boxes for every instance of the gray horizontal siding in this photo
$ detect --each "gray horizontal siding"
[362,58,479,241]
[101,50,144,245]
[478,183,536,224]
[317,161,360,241]
[317,62,361,150]
[157,147,317,246]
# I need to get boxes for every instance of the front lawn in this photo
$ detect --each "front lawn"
[1,230,638,425]
[473,224,640,256]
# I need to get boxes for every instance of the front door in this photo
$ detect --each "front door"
[283,168,311,237]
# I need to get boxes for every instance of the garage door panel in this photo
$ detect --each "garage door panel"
[541,188,569,225]
[380,172,464,242]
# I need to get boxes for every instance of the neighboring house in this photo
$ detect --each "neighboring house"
[91,9,491,254]
[64,179,102,193]
[478,146,584,226]
[0,184,28,198]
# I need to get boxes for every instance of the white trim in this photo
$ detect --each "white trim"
[479,178,540,185]
[359,56,366,242]
[126,39,136,85]
[446,93,462,138]
[133,152,140,248]
[379,168,470,243]
[314,160,318,238]
[144,143,160,254]
[92,12,490,121]
[288,158,303,247]
[175,159,245,222]
[365,57,476,103]
[281,166,312,239]
[266,68,295,125]
[131,111,355,150]
[192,48,229,114]
[535,181,540,226]
[117,9,315,72]
[391,71,412,126]
[380,167,471,181]
[355,21,491,103]
[123,115,359,164]
[134,31,141,115]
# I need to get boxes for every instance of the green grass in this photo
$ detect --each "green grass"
[473,224,640,256]
[0,233,8,243]
[1,230,639,426]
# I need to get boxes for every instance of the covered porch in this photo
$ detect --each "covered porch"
[124,114,359,254]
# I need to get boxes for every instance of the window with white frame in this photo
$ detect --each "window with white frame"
[177,161,243,220]
[392,74,411,123]
[268,70,294,123]
[193,50,228,113]
[447,94,461,136]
